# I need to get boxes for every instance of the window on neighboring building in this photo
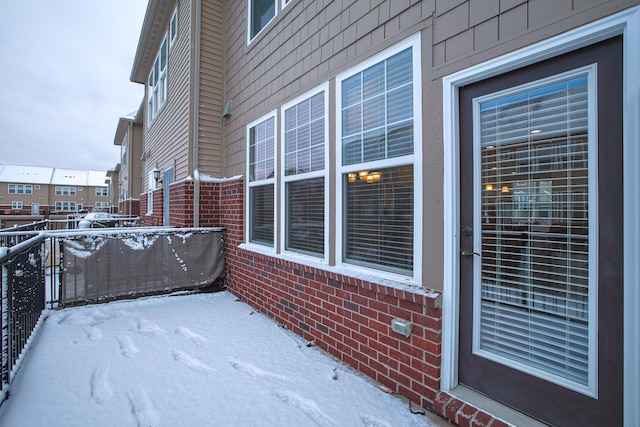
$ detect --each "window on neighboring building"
[337,37,420,276]
[282,88,327,257]
[96,188,108,197]
[8,184,33,194]
[249,0,276,41]
[55,201,76,212]
[11,201,23,209]
[95,202,109,209]
[121,134,128,167]
[169,7,178,46]
[55,186,77,196]
[148,35,168,124]
[247,113,276,246]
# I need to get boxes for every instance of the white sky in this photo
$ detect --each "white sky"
[0,0,149,172]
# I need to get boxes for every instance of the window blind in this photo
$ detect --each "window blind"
[286,178,324,256]
[477,74,592,386]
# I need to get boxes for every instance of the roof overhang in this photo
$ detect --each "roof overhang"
[130,0,175,84]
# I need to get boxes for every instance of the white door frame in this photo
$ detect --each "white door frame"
[441,7,640,425]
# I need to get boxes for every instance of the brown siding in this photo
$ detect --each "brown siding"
[197,0,225,178]
[131,122,143,198]
[222,0,435,178]
[143,0,192,191]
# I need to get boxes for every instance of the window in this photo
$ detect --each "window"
[169,7,178,46]
[247,113,276,246]
[55,201,76,212]
[11,201,23,209]
[249,0,276,41]
[282,88,327,257]
[96,188,108,197]
[95,202,109,209]
[148,35,168,124]
[337,35,421,277]
[121,134,128,167]
[147,170,156,214]
[8,184,33,194]
[55,186,77,196]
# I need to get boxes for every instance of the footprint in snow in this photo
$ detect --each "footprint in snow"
[175,327,208,346]
[271,390,337,427]
[172,349,216,373]
[83,325,103,341]
[91,363,113,404]
[360,415,392,427]
[229,357,290,385]
[130,318,165,338]
[127,388,159,427]
[117,335,139,358]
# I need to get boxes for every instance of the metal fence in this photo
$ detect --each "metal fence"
[0,234,51,396]
[0,227,224,398]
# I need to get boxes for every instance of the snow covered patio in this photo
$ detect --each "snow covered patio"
[0,291,447,427]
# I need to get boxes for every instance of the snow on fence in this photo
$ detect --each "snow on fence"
[58,228,225,306]
[0,227,224,399]
[0,233,48,397]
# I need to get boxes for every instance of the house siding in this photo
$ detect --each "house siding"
[197,0,225,178]
[214,0,639,426]
[142,0,192,192]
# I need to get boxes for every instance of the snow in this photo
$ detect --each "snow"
[0,292,444,427]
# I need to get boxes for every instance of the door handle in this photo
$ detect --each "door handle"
[461,247,481,257]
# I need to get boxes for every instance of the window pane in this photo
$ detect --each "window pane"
[249,116,275,181]
[287,178,324,256]
[341,47,413,165]
[250,184,274,245]
[344,165,413,274]
[251,0,275,39]
[284,92,325,175]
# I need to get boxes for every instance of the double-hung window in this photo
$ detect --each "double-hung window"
[281,87,328,258]
[169,7,178,47]
[96,188,108,197]
[337,35,421,277]
[55,186,76,196]
[248,0,276,42]
[148,35,168,124]
[11,201,23,209]
[247,113,276,246]
[8,184,33,194]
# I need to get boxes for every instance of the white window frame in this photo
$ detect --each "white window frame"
[279,84,329,262]
[55,201,76,212]
[55,186,76,196]
[335,33,423,284]
[440,8,640,425]
[147,170,156,215]
[246,111,278,250]
[95,188,108,197]
[247,0,277,44]
[148,34,168,125]
[8,184,33,195]
[11,201,23,210]
[169,7,178,47]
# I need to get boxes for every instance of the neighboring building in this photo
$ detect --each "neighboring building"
[123,1,640,426]
[0,164,110,217]
[113,106,144,216]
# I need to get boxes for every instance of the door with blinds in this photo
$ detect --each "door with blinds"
[457,37,623,426]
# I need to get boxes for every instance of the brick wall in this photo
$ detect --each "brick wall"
[219,178,512,426]
[140,189,163,227]
[118,199,140,216]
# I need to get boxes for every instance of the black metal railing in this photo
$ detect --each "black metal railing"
[0,234,50,395]
[0,227,224,398]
